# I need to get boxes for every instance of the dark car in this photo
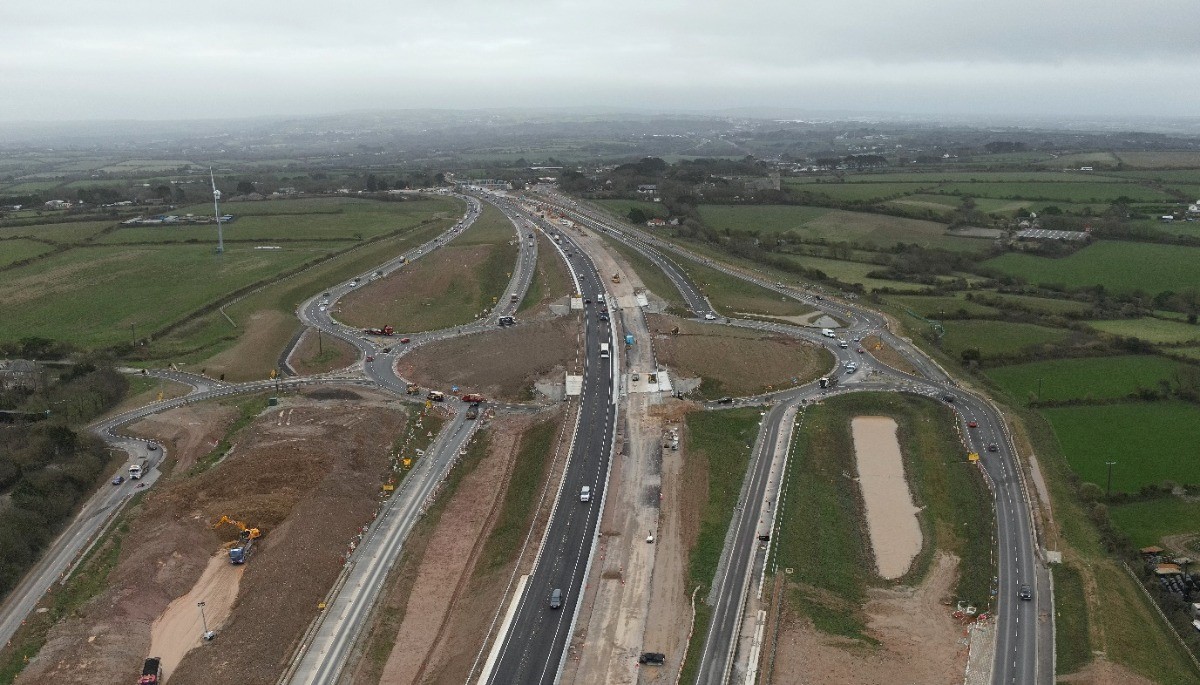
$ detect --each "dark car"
[112,475,125,486]
[638,652,666,665]
[400,337,411,344]
[942,394,955,403]
[549,588,563,609]
[716,396,734,404]
[967,420,978,428]
[1018,584,1032,601]
[365,355,374,362]
[988,443,999,452]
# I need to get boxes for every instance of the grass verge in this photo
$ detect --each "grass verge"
[476,417,561,575]
[1053,563,1091,674]
[677,407,759,683]
[188,394,271,475]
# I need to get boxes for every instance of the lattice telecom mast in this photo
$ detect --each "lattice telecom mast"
[210,168,224,254]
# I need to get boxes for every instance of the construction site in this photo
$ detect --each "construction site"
[14,388,415,684]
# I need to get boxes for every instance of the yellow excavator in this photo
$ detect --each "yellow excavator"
[213,515,262,539]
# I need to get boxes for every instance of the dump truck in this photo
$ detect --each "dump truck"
[138,657,162,684]
[128,458,146,480]
[406,383,421,395]
[461,393,485,404]
[427,390,446,402]
[364,325,394,336]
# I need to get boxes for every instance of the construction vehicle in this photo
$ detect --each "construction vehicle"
[461,393,485,404]
[611,272,620,284]
[427,390,446,402]
[138,657,162,684]
[465,404,479,420]
[818,376,839,389]
[364,325,394,336]
[213,516,262,565]
[406,383,421,395]
[128,458,146,480]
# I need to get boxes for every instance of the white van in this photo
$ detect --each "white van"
[580,486,591,502]
[821,328,836,338]
[600,342,610,359]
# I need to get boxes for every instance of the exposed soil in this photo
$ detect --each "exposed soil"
[647,314,829,398]
[375,414,533,684]
[399,313,582,401]
[1057,657,1156,685]
[126,403,238,474]
[203,309,298,382]
[768,552,969,685]
[289,326,358,375]
[851,416,922,579]
[17,389,404,685]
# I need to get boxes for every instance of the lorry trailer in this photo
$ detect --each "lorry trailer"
[137,657,162,684]
[364,325,395,336]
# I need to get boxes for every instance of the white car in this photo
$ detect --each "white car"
[580,486,591,502]
[704,313,717,321]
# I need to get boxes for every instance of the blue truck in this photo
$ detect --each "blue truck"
[624,334,635,346]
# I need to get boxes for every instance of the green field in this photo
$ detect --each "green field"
[935,181,1168,204]
[1044,402,1200,492]
[698,204,990,252]
[593,198,669,220]
[679,257,814,317]
[101,197,456,244]
[888,294,999,317]
[772,253,929,291]
[0,244,339,347]
[1088,318,1200,344]
[0,240,56,268]
[0,221,113,243]
[984,241,1200,295]
[697,205,831,234]
[792,171,1114,184]
[986,356,1183,404]
[938,320,1073,358]
[791,182,938,202]
[1109,497,1200,548]
[981,293,1094,315]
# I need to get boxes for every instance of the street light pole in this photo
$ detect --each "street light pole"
[197,601,214,641]
[1105,460,1117,498]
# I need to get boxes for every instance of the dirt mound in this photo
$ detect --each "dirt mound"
[399,313,581,400]
[128,403,239,473]
[18,391,404,685]
[769,552,968,684]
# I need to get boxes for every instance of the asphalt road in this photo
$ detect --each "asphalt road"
[538,191,1046,685]
[482,199,620,685]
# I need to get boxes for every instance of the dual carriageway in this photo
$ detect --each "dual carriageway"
[0,186,1050,685]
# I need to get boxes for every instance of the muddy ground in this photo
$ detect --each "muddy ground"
[18,388,406,685]
[768,553,969,685]
[646,314,830,398]
[399,313,582,401]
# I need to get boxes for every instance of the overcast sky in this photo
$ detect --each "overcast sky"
[2,0,1197,123]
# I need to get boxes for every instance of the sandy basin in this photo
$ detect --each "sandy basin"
[851,416,922,579]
